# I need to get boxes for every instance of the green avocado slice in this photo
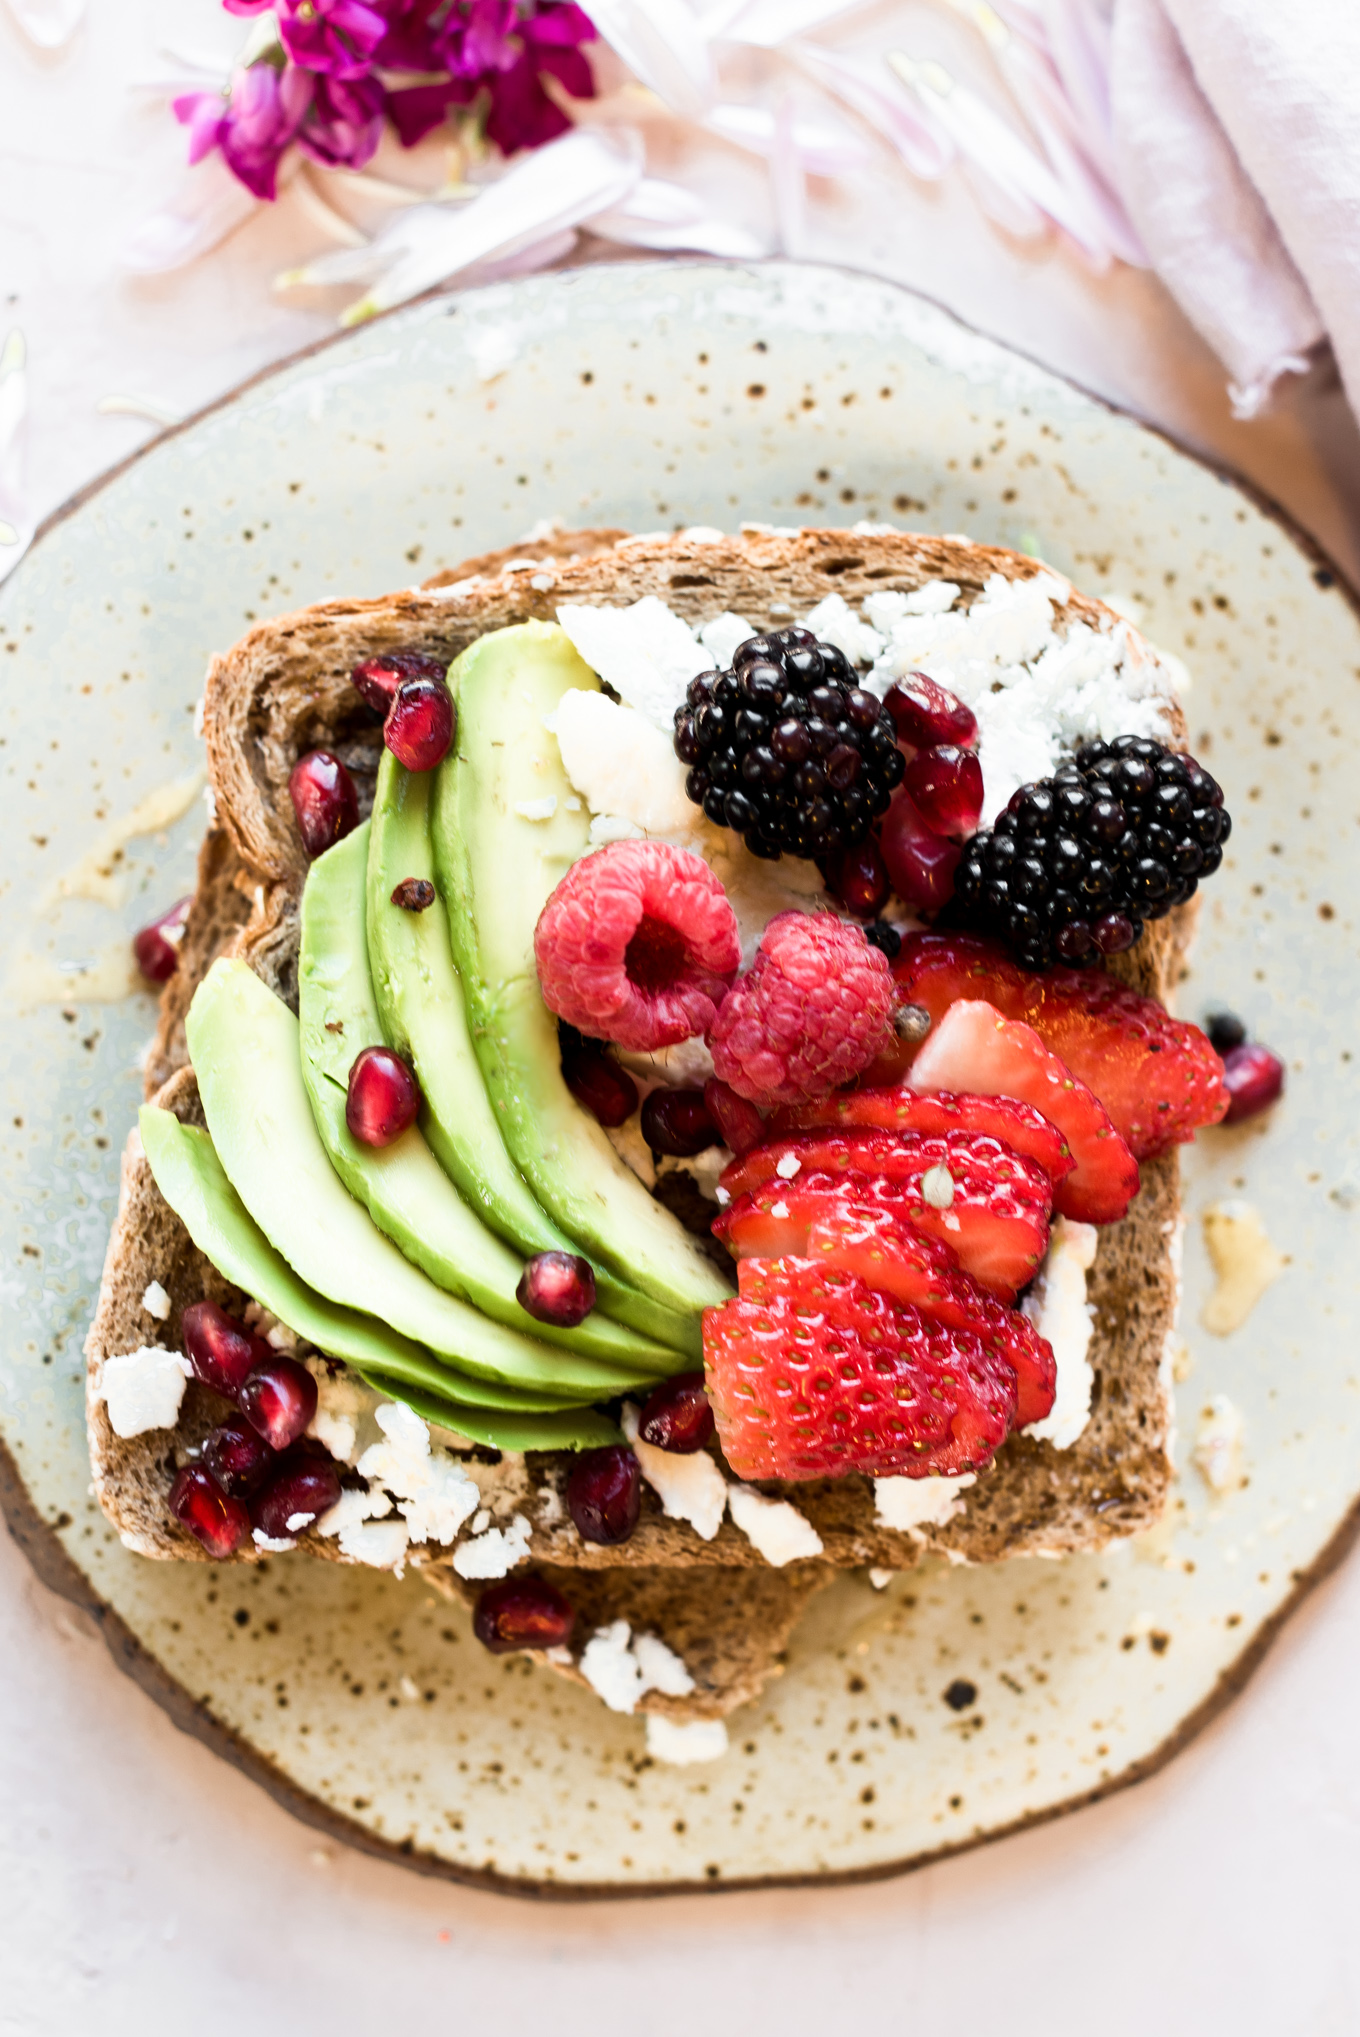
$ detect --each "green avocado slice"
[185,957,658,1400]
[139,1107,607,1425]
[431,620,733,1320]
[354,1374,622,1453]
[366,750,700,1358]
[299,822,678,1377]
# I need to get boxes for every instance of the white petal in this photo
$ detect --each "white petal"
[792,43,953,181]
[120,153,263,275]
[590,178,767,258]
[587,0,716,119]
[705,103,869,177]
[705,0,867,45]
[6,0,85,51]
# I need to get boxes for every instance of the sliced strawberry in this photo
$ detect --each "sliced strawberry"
[773,1085,1074,1191]
[715,1129,1052,1300]
[887,930,1229,1159]
[907,1000,1139,1225]
[704,1256,1017,1480]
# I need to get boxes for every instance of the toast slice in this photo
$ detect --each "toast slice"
[87,525,1190,1718]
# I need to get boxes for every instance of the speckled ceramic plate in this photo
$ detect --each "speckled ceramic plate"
[3,260,1358,1896]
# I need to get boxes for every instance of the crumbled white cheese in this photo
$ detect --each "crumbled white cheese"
[317,1484,394,1536]
[715,1185,731,1206]
[252,1529,295,1553]
[698,610,757,668]
[285,1510,318,1533]
[536,1480,564,1526]
[452,1513,533,1579]
[589,813,644,845]
[622,1401,728,1540]
[921,1163,955,1210]
[546,688,694,834]
[98,1346,192,1438]
[775,1152,801,1181]
[770,1199,789,1221]
[578,1620,695,1714]
[306,1361,378,1465]
[513,795,557,822]
[874,1472,976,1531]
[1193,1394,1246,1492]
[557,596,709,729]
[357,1401,480,1546]
[645,1715,729,1765]
[140,1280,172,1322]
[727,1484,824,1565]
[309,1408,358,1465]
[336,1518,410,1570]
[800,592,883,668]
[1022,1218,1099,1449]
[244,1302,300,1353]
[470,1508,491,1536]
[867,1567,896,1589]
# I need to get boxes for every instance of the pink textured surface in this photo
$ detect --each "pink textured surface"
[708,912,894,1106]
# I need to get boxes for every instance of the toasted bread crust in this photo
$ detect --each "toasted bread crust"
[89,526,1186,1714]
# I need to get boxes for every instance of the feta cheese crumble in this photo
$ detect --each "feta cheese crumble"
[557,597,710,729]
[1022,1218,1099,1449]
[98,1346,192,1439]
[546,688,694,835]
[140,1280,172,1322]
[578,1620,695,1714]
[354,1401,480,1547]
[874,1471,976,1532]
[513,795,557,822]
[621,1401,728,1540]
[726,1484,825,1565]
[645,1715,729,1765]
[452,1513,533,1579]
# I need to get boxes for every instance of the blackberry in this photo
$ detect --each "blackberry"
[672,628,905,862]
[951,735,1231,970]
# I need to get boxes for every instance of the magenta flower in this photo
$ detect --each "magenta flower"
[298,72,387,169]
[174,62,310,201]
[224,0,389,81]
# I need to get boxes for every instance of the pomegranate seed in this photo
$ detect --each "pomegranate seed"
[250,1448,342,1541]
[879,788,962,913]
[181,1300,266,1400]
[902,744,983,838]
[240,1353,317,1451]
[641,1087,718,1158]
[565,1445,641,1545]
[133,896,192,984]
[1092,912,1139,956]
[202,1412,276,1497]
[384,677,455,772]
[827,838,890,919]
[352,649,446,715]
[561,1035,638,1127]
[474,1576,576,1654]
[517,1251,596,1327]
[169,1464,251,1558]
[703,1077,764,1156]
[1222,1042,1284,1122]
[390,877,435,912]
[884,672,977,751]
[346,1045,420,1147]
[1054,921,1095,962]
[289,750,359,859]
[638,1373,714,1454]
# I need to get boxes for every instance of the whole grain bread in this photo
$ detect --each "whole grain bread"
[87,525,1189,1717]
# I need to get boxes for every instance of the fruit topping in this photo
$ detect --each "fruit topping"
[351,648,447,714]
[641,1086,719,1157]
[716,1131,1052,1301]
[390,877,436,912]
[1206,1010,1247,1053]
[703,1076,765,1156]
[825,837,891,919]
[181,1300,267,1400]
[565,1445,642,1544]
[535,839,740,1052]
[169,1463,252,1558]
[638,1372,715,1453]
[474,1576,576,1654]
[774,1084,1075,1191]
[879,787,963,913]
[863,920,902,960]
[202,1411,275,1497]
[736,1215,1055,1426]
[289,749,359,859]
[707,910,894,1107]
[890,931,1230,1157]
[133,896,192,984]
[952,735,1231,969]
[672,628,904,861]
[902,744,984,839]
[703,1257,1016,1480]
[908,999,1139,1225]
[517,1250,597,1326]
[249,1448,342,1541]
[558,1024,639,1126]
[346,1044,421,1147]
[883,672,978,752]
[384,674,455,772]
[1221,1041,1285,1123]
[239,1352,318,1452]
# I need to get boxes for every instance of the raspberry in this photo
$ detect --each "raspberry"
[703,1257,1017,1480]
[707,911,894,1107]
[534,840,740,1053]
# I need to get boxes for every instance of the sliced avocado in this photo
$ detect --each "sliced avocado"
[355,1373,622,1453]
[185,957,657,1401]
[431,620,732,1322]
[299,822,678,1376]
[367,750,698,1357]
[139,1107,603,1421]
